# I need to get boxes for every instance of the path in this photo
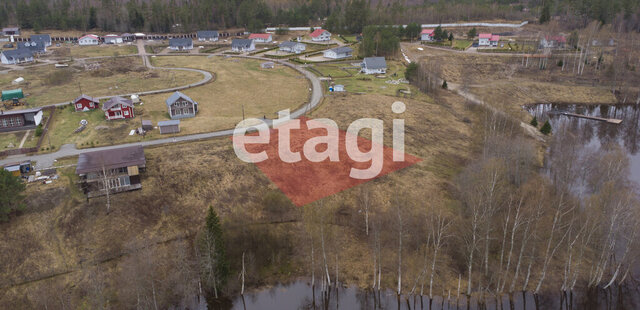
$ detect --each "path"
[0,42,324,169]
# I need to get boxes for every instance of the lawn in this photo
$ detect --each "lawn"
[453,39,473,50]
[0,57,203,107]
[310,63,357,78]
[0,130,38,150]
[141,56,310,134]
[66,44,138,58]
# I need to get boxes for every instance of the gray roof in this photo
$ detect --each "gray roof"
[76,145,146,174]
[74,94,98,103]
[165,91,197,108]
[158,120,180,126]
[2,48,33,61]
[197,30,219,39]
[3,27,19,31]
[329,46,353,54]
[30,34,51,42]
[232,39,253,48]
[0,107,42,116]
[169,38,192,47]
[279,41,304,48]
[102,96,133,110]
[363,57,387,69]
[17,41,45,53]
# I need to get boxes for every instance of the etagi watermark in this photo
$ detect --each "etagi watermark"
[232,101,407,180]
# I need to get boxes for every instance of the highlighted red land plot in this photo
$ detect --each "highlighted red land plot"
[233,117,422,206]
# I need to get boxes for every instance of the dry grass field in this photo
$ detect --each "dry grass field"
[0,57,202,107]
[0,90,481,307]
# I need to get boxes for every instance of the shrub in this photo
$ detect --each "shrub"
[442,80,448,89]
[530,116,538,127]
[35,124,43,137]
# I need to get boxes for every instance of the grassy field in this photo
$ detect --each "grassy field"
[0,57,203,107]
[0,88,480,307]
[452,39,473,50]
[0,130,38,150]
[63,44,138,58]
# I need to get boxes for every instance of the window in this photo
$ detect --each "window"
[77,104,82,109]
[115,111,122,116]
[124,110,129,116]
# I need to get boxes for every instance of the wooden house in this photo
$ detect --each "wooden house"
[0,108,43,132]
[323,46,353,59]
[279,41,306,54]
[231,39,255,52]
[102,96,135,120]
[169,38,193,50]
[1,49,34,65]
[197,30,219,42]
[73,94,100,112]
[420,29,435,41]
[310,29,331,42]
[166,91,198,119]
[79,34,100,46]
[248,33,272,43]
[76,145,146,198]
[158,120,180,134]
[361,57,387,75]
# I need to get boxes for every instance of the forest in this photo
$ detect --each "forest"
[0,0,639,33]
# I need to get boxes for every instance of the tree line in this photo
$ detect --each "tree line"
[0,0,638,33]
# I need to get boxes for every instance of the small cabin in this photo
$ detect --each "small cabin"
[158,120,180,134]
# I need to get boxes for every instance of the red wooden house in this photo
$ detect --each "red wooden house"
[102,96,135,120]
[73,94,100,112]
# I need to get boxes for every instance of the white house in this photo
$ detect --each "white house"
[323,46,353,59]
[310,29,331,42]
[231,39,255,52]
[78,34,100,46]
[279,41,306,54]
[248,33,272,43]
[420,29,435,41]
[361,57,387,75]
[103,34,123,44]
[169,38,193,50]
[478,33,494,46]
[1,49,34,65]
[197,30,219,42]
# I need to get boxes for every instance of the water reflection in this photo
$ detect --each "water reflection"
[525,103,640,185]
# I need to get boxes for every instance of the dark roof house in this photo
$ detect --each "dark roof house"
[165,91,198,119]
[30,34,52,46]
[169,38,193,50]
[76,145,146,197]
[361,57,387,74]
[1,48,34,65]
[232,39,254,49]
[76,145,146,174]
[17,41,46,54]
[197,30,219,41]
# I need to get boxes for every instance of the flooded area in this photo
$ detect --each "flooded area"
[526,103,640,186]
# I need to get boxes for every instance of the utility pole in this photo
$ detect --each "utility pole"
[101,161,111,214]
[242,104,245,120]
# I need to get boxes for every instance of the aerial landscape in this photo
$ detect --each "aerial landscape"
[0,0,639,309]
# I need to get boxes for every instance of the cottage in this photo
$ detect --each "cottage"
[261,62,275,69]
[122,33,135,42]
[165,91,198,119]
[310,29,331,42]
[103,34,123,44]
[102,96,135,120]
[361,57,387,75]
[78,34,100,46]
[231,39,255,52]
[2,27,20,36]
[420,29,435,41]
[17,41,46,54]
[323,46,353,59]
[248,33,272,43]
[540,36,567,49]
[30,34,52,47]
[279,41,306,54]
[197,30,219,42]
[76,145,146,197]
[0,108,42,132]
[73,94,100,112]
[1,49,34,65]
[158,120,180,134]
[478,33,495,46]
[169,38,193,50]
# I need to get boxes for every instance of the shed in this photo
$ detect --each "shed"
[2,89,24,101]
[141,120,153,131]
[158,120,180,134]
[12,77,24,85]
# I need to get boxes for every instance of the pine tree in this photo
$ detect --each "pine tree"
[442,80,448,89]
[540,120,552,135]
[0,169,26,222]
[467,27,477,38]
[448,33,454,41]
[198,206,229,298]
[540,3,551,24]
[530,116,538,127]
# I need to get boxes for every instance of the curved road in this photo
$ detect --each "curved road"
[1,43,323,169]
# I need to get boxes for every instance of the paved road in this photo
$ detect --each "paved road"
[0,43,324,169]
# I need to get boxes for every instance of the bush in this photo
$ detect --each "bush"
[540,120,552,135]
[405,62,418,81]
[530,116,538,127]
[442,80,448,89]
[557,60,563,67]
[35,124,43,137]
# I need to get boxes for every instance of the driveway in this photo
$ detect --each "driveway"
[0,43,323,169]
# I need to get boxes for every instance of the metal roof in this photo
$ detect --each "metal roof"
[1,88,24,101]
[279,41,304,48]
[165,91,197,108]
[2,49,33,61]
[76,145,146,174]
[363,57,387,70]
[169,38,192,47]
[30,34,51,42]
[158,120,180,126]
[74,94,99,103]
[328,46,353,54]
[232,39,253,48]
[102,96,133,110]
[197,30,219,39]
[0,107,41,116]
[17,41,46,53]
